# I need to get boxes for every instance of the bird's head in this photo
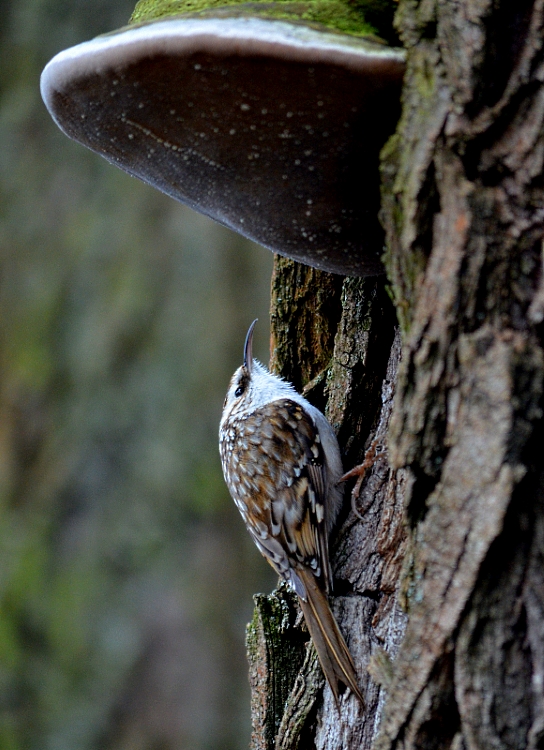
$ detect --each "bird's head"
[220,319,296,426]
[221,319,258,424]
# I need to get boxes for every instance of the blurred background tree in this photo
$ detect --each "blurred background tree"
[0,0,276,747]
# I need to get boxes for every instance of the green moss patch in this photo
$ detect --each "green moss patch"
[130,0,399,41]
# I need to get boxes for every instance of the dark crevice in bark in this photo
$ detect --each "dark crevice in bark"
[474,0,536,112]
[404,468,438,528]
[408,653,460,750]
[361,0,402,46]
[463,82,542,183]
[415,163,441,262]
[360,589,382,604]
[418,19,437,42]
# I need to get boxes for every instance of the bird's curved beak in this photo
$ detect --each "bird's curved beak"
[243,319,258,374]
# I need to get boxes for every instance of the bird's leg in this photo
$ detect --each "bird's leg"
[339,439,386,520]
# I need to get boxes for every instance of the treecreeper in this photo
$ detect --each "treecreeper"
[219,319,364,707]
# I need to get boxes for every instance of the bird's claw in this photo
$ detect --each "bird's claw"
[339,439,387,520]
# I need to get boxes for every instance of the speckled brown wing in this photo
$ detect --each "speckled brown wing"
[219,398,332,596]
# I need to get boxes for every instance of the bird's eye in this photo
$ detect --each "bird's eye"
[234,385,245,398]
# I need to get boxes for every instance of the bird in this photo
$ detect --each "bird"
[219,319,364,707]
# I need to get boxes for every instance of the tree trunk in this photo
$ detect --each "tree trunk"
[247,260,409,748]
[247,1,544,748]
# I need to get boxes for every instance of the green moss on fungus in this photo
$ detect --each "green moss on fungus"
[130,0,399,41]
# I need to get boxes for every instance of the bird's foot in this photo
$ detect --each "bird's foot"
[339,439,387,519]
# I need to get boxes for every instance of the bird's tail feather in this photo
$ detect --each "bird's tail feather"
[297,568,365,707]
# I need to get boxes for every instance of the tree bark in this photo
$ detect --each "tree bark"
[247,1,544,748]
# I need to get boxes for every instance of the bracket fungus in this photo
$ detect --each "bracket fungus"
[41,0,405,276]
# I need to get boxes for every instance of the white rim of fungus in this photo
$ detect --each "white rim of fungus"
[41,17,405,123]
